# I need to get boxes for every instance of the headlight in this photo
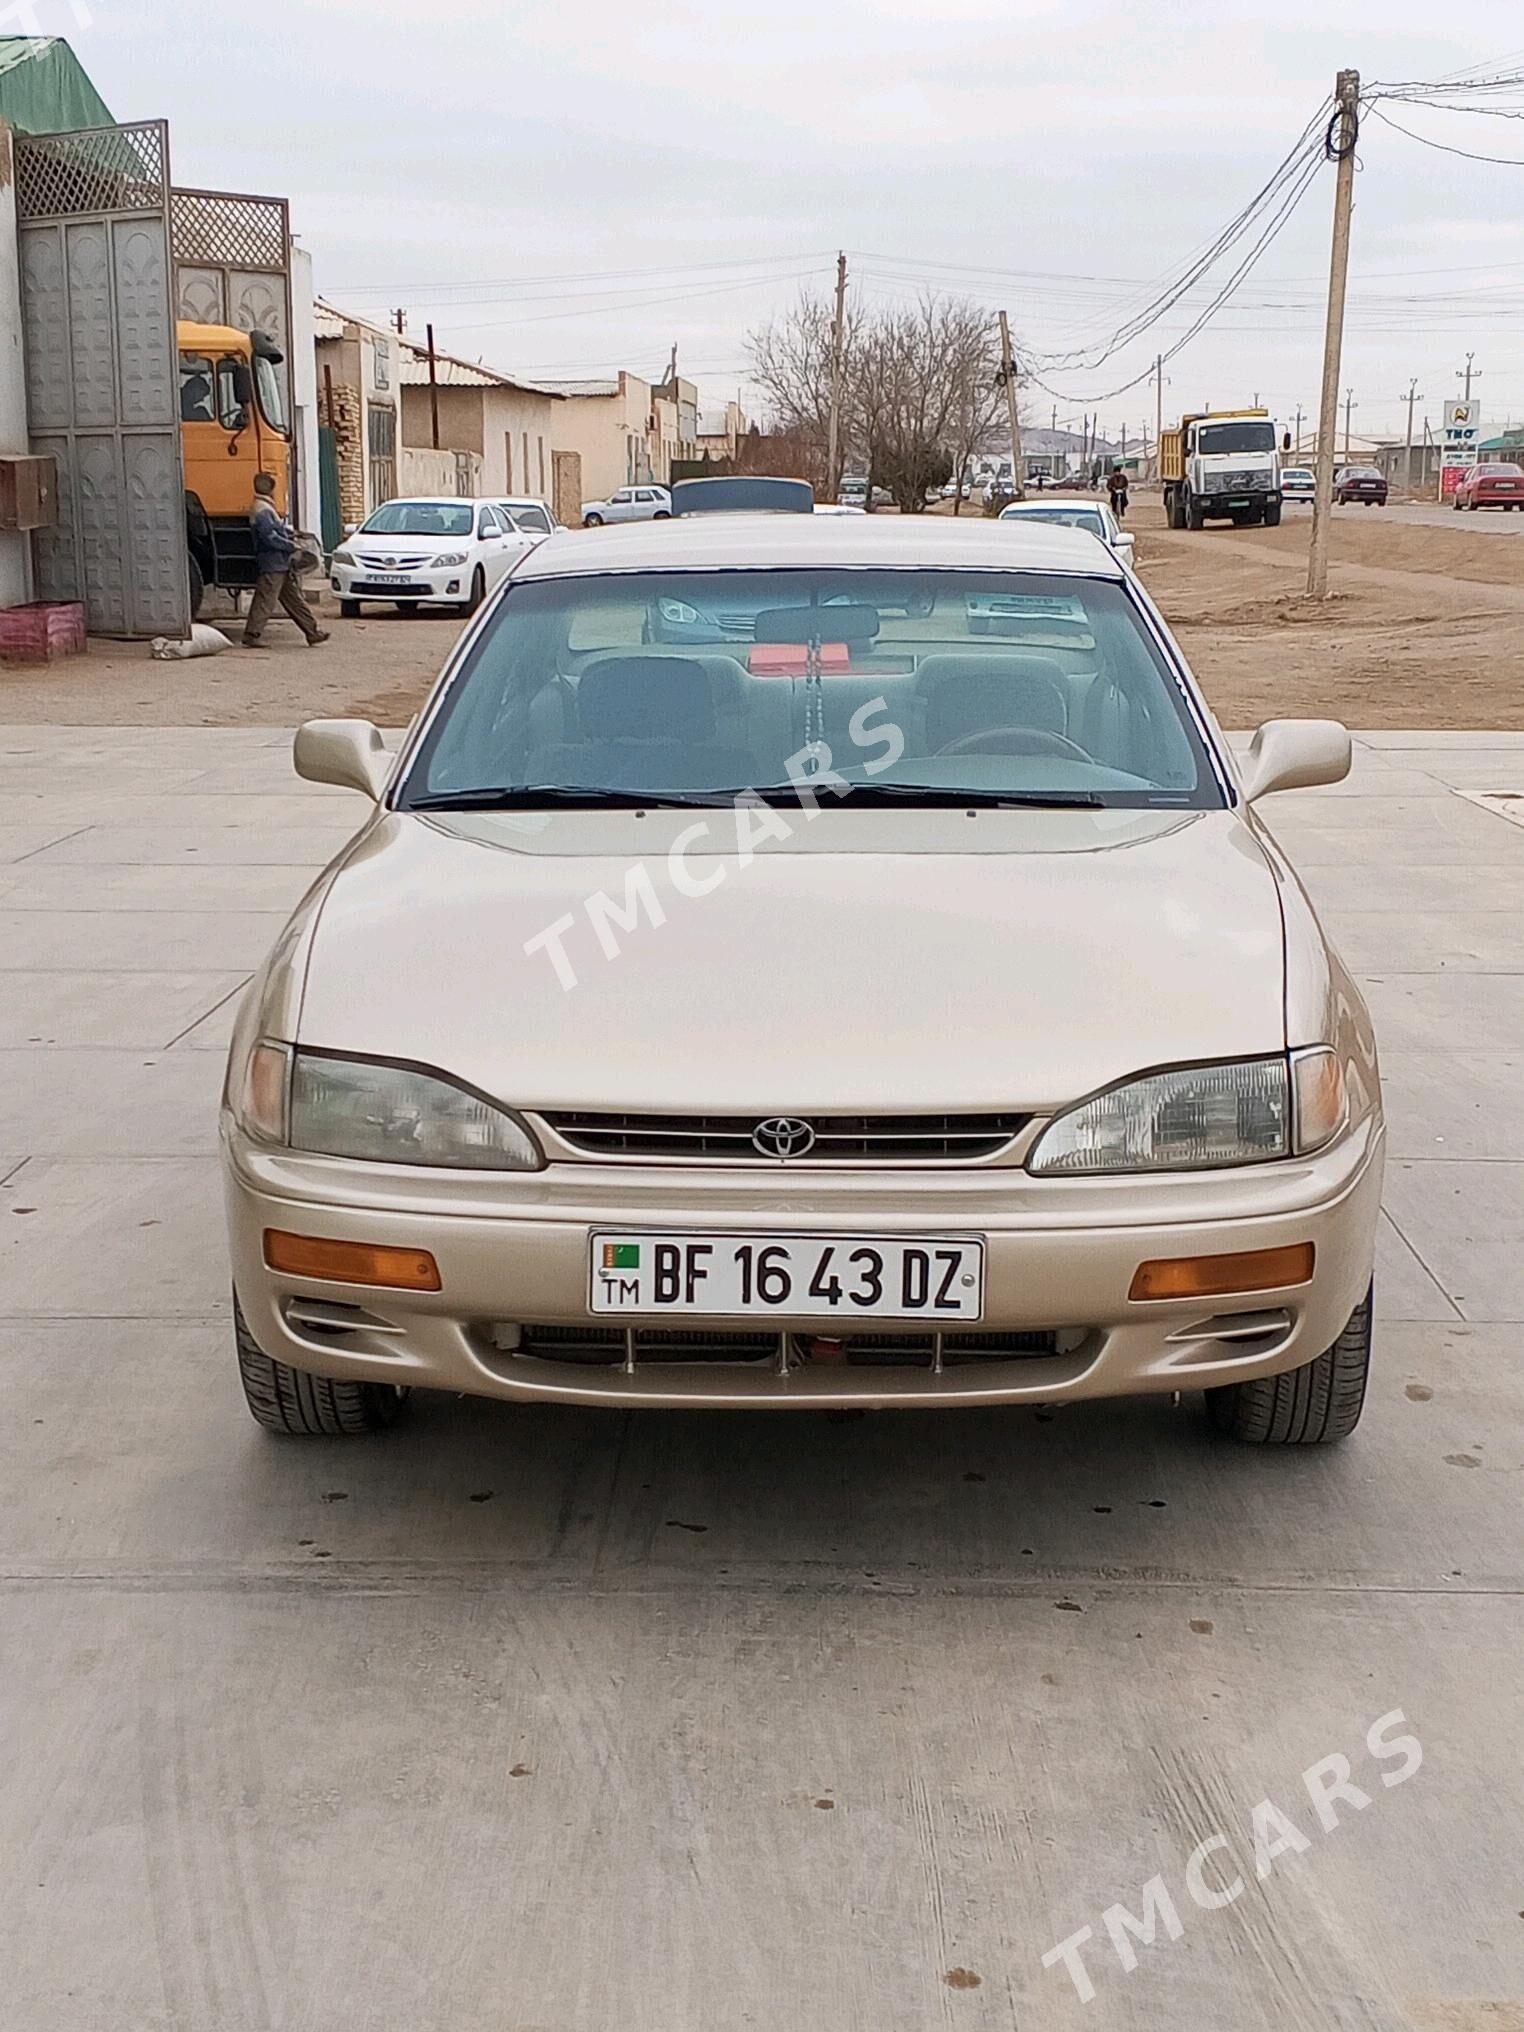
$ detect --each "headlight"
[1028,1057,1290,1175]
[237,1046,542,1169]
[659,597,700,624]
[331,547,356,567]
[431,551,468,568]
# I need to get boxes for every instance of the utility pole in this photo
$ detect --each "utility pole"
[1343,388,1356,459]
[1308,67,1359,599]
[825,251,847,499]
[1458,352,1481,402]
[1403,378,1423,496]
[425,321,441,449]
[1293,403,1304,455]
[392,308,406,335]
[1154,354,1163,482]
[998,310,1025,499]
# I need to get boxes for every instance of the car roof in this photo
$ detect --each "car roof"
[513,512,1128,581]
[999,501,1104,517]
[371,496,479,509]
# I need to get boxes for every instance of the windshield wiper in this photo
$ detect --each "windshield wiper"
[407,784,744,812]
[748,782,1110,810]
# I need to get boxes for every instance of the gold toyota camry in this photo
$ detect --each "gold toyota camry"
[221,511,1383,1444]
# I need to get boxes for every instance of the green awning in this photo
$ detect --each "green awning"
[0,37,114,134]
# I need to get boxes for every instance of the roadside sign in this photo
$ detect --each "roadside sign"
[1441,402,1482,498]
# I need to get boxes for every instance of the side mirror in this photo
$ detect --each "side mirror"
[343,522,358,538]
[1241,719,1351,803]
[1283,431,1292,452]
[293,718,390,800]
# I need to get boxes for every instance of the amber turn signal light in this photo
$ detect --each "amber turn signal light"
[1129,1242,1315,1302]
[263,1229,441,1291]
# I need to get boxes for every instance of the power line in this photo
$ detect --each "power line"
[1367,102,1524,165]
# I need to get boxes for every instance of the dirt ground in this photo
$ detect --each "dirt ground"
[4,499,1524,727]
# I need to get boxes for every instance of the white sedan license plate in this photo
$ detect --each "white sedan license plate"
[589,1231,985,1320]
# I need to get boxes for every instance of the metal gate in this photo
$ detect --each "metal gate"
[171,187,292,431]
[16,119,190,637]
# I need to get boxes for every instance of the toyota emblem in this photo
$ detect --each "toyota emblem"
[752,1116,816,1160]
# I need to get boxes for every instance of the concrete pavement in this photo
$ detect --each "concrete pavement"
[1,726,1522,2029]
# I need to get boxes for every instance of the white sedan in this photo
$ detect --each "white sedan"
[581,484,672,526]
[997,497,1135,567]
[330,499,530,617]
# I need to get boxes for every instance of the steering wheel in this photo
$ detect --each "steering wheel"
[937,725,1092,761]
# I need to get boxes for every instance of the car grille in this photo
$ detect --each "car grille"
[357,552,432,570]
[543,1109,1028,1163]
[1219,469,1269,491]
[716,612,759,635]
[517,1323,1061,1367]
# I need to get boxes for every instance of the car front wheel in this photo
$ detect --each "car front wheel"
[1206,1286,1371,1445]
[583,512,604,527]
[234,1298,410,1436]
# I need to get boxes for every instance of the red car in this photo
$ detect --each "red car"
[1453,462,1524,510]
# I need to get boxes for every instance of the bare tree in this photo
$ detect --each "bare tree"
[747,291,1006,513]
[744,291,865,490]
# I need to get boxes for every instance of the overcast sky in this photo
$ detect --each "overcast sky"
[71,0,1524,445]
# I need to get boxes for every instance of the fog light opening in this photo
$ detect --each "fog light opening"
[263,1230,441,1291]
[1129,1243,1315,1303]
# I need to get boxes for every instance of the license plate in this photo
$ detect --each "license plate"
[589,1231,985,1320]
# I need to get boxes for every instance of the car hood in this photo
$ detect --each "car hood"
[351,530,473,551]
[294,808,1288,1114]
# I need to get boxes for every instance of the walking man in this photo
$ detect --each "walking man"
[243,473,329,649]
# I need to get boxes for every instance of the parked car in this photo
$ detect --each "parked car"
[225,514,1383,1447]
[1451,462,1524,510]
[1280,467,1315,502]
[582,484,672,526]
[1332,466,1387,506]
[329,498,525,617]
[493,494,558,535]
[997,498,1136,573]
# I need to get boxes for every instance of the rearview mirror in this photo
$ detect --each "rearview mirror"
[293,718,390,800]
[1241,719,1351,803]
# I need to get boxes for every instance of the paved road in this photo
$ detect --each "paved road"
[2,727,1522,2029]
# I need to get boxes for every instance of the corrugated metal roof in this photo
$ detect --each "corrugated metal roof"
[396,339,559,398]
[535,377,621,399]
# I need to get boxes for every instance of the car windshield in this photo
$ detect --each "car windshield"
[361,502,474,537]
[1479,465,1523,477]
[1344,469,1381,481]
[505,503,552,531]
[1283,469,1313,480]
[398,568,1225,811]
[1000,506,1106,536]
[1196,422,1276,455]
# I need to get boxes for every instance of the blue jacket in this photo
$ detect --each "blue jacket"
[250,498,296,575]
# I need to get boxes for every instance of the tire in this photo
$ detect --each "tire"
[1264,500,1281,527]
[234,1297,409,1437]
[652,510,671,519]
[188,554,205,620]
[1186,499,1206,531]
[458,567,485,617]
[1453,497,1463,511]
[1206,1287,1372,1445]
[583,512,604,527]
[339,598,361,618]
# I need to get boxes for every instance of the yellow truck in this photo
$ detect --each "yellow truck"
[1160,407,1287,530]
[178,322,291,615]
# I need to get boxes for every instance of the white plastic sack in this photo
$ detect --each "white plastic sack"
[150,624,233,660]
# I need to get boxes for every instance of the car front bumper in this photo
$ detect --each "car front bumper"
[330,564,466,605]
[224,1118,1384,1410]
